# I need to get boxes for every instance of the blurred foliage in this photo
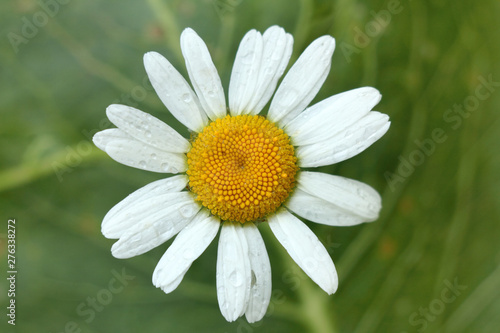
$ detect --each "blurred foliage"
[1,0,500,332]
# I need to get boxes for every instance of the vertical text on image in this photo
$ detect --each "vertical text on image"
[6,218,17,326]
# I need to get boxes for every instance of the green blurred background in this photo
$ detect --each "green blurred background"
[1,0,499,332]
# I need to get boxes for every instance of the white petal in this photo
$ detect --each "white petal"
[295,171,382,222]
[181,28,226,121]
[285,87,382,146]
[153,209,220,293]
[111,192,201,258]
[106,104,190,153]
[228,29,264,116]
[245,26,293,115]
[102,175,188,238]
[144,52,208,132]
[268,36,336,126]
[268,209,338,294]
[93,129,187,173]
[286,189,366,226]
[217,222,251,322]
[243,223,272,323]
[297,111,390,167]
[158,270,186,294]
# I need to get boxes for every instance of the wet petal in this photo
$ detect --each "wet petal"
[216,222,251,322]
[268,36,335,126]
[297,111,390,167]
[144,51,208,132]
[229,29,264,116]
[110,192,201,258]
[106,104,190,153]
[243,223,272,322]
[268,209,338,294]
[245,26,293,115]
[286,87,381,146]
[93,129,187,173]
[102,175,188,238]
[153,209,220,293]
[295,171,382,222]
[181,28,226,121]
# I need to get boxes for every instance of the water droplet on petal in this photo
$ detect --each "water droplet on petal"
[139,160,147,169]
[216,285,227,309]
[229,270,244,287]
[182,93,192,103]
[131,234,142,243]
[151,153,157,160]
[240,51,254,65]
[356,188,367,199]
[179,204,197,218]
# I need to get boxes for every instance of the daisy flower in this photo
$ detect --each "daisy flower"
[93,25,390,323]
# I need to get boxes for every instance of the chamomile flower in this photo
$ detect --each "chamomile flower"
[93,26,390,323]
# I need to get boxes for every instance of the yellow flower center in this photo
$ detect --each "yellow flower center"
[187,115,298,223]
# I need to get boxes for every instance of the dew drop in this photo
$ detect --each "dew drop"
[163,222,173,233]
[131,234,142,243]
[139,160,147,169]
[182,93,192,103]
[229,271,244,287]
[356,188,368,199]
[207,90,215,98]
[240,52,254,65]
[179,204,197,218]
[216,285,227,309]
[151,153,157,160]
[145,130,152,138]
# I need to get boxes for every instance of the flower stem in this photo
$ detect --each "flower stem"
[261,224,337,332]
[297,277,338,333]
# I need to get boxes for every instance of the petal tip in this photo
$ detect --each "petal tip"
[92,131,107,151]
[110,242,126,259]
[105,104,120,119]
[143,51,162,67]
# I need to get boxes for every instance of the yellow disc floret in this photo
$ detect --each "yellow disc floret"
[187,115,298,223]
